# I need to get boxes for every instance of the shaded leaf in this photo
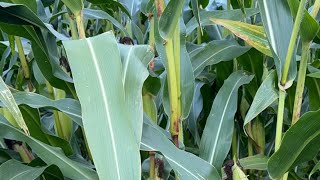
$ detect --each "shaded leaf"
[244,71,278,129]
[268,110,320,179]
[200,71,253,169]
[0,117,98,179]
[0,159,47,180]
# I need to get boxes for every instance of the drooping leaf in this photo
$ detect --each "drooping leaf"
[0,77,28,134]
[0,159,47,180]
[190,40,250,77]
[238,154,268,170]
[63,32,141,180]
[186,8,259,35]
[159,0,184,39]
[83,8,129,36]
[257,0,296,86]
[0,3,68,40]
[118,44,154,142]
[268,110,320,179]
[0,22,70,90]
[141,121,221,180]
[0,92,83,127]
[200,71,253,169]
[211,18,272,57]
[244,71,278,129]
[0,117,98,179]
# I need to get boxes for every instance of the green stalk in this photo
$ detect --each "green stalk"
[67,14,78,40]
[173,24,182,144]
[165,38,180,147]
[274,3,306,172]
[13,143,34,163]
[275,90,286,151]
[311,0,320,18]
[75,11,86,39]
[46,81,64,139]
[291,42,310,124]
[231,128,237,160]
[197,26,201,44]
[149,151,155,179]
[15,36,32,91]
[55,89,73,141]
[280,0,307,85]
[291,0,320,125]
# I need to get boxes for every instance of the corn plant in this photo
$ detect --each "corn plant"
[0,0,320,179]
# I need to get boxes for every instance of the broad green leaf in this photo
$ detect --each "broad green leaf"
[0,117,98,179]
[141,121,221,180]
[257,0,296,85]
[268,110,320,179]
[186,8,259,35]
[200,71,253,169]
[0,77,28,134]
[238,154,268,170]
[159,0,184,39]
[211,18,272,57]
[191,40,250,77]
[83,8,129,36]
[63,32,141,180]
[244,71,278,128]
[0,159,47,180]
[118,44,154,142]
[61,0,83,14]
[306,76,320,111]
[1,92,83,127]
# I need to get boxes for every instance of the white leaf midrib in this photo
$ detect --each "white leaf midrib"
[86,39,121,179]
[209,77,244,164]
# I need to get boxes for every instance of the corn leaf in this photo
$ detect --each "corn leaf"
[200,71,253,169]
[211,18,272,57]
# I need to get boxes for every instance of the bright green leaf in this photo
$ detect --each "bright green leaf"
[63,32,141,180]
